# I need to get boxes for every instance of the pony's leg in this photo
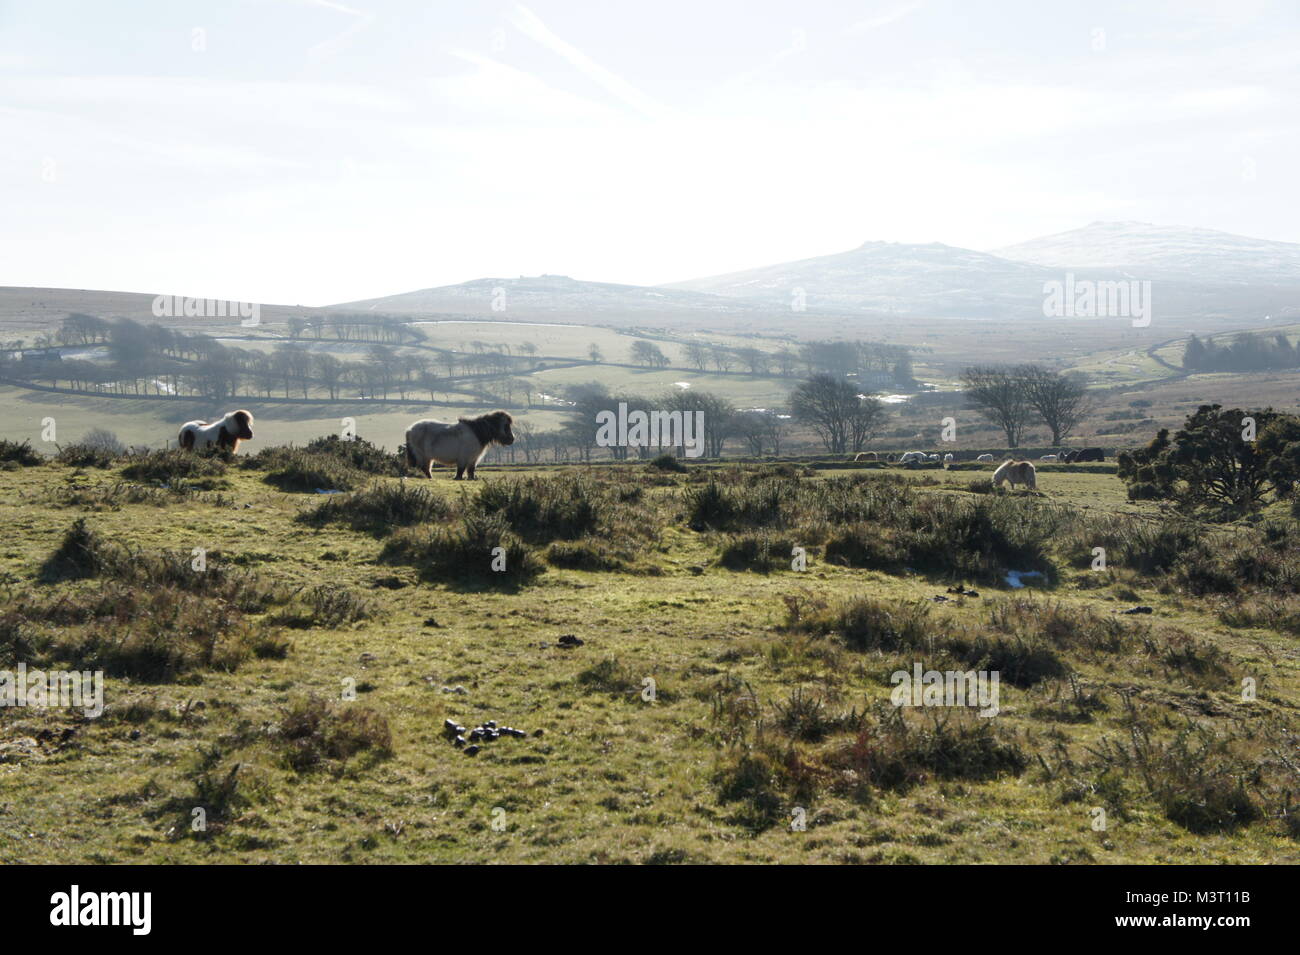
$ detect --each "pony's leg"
[424,460,433,479]
[467,464,476,480]
[454,464,465,480]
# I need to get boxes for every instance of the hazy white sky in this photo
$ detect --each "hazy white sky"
[2,0,1298,305]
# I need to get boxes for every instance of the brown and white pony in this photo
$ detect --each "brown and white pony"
[178,410,255,453]
[405,411,514,479]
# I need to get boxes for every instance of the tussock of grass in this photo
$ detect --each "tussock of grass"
[276,695,393,772]
[299,480,451,535]
[120,448,229,488]
[380,512,543,585]
[717,532,798,572]
[545,538,628,571]
[475,473,604,542]
[253,446,366,492]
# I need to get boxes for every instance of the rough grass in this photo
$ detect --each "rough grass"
[1,455,1298,864]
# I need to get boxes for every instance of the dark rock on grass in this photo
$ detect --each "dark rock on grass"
[1120,606,1154,615]
[423,617,441,628]
[557,634,585,648]
[464,745,480,756]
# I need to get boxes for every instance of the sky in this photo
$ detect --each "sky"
[1,0,1298,305]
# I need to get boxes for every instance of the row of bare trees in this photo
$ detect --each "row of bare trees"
[959,365,1093,447]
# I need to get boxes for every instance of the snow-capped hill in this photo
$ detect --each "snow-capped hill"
[993,222,1300,285]
[666,241,1055,317]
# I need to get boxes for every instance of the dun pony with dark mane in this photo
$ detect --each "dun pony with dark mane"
[992,459,1037,490]
[405,411,514,480]
[178,410,254,453]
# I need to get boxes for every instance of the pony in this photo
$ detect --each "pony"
[405,411,515,480]
[976,453,995,463]
[853,451,878,462]
[992,460,1037,490]
[178,410,254,453]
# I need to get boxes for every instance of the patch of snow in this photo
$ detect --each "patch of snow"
[1005,570,1046,589]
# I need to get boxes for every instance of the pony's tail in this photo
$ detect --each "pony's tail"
[404,440,417,469]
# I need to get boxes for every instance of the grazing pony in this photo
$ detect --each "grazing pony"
[992,460,1037,490]
[899,450,927,464]
[1040,454,1058,462]
[976,453,995,463]
[943,452,954,465]
[1073,447,1104,462]
[853,451,878,462]
[405,411,515,480]
[178,410,254,453]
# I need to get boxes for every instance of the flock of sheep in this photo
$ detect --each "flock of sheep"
[851,446,1107,491]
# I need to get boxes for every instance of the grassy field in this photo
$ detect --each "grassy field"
[1,445,1297,865]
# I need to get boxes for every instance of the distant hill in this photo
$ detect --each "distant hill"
[993,221,1300,285]
[665,241,1058,318]
[336,274,770,318]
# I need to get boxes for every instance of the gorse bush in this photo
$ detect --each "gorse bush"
[0,438,44,466]
[300,434,408,476]
[650,452,687,473]
[54,442,119,469]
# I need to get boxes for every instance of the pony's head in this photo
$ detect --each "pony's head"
[487,410,514,446]
[227,410,254,441]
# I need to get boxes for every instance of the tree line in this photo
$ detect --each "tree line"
[1183,331,1300,373]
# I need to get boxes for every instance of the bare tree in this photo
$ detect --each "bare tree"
[630,339,669,367]
[960,365,1033,448]
[682,341,711,371]
[1021,365,1093,447]
[790,374,887,453]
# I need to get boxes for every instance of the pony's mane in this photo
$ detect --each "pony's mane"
[459,415,495,447]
